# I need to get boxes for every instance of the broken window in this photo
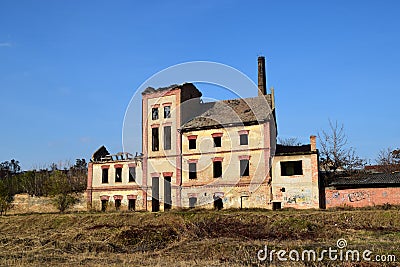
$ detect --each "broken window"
[115,199,121,210]
[189,197,197,208]
[164,126,171,150]
[164,106,171,118]
[189,139,196,150]
[115,167,122,182]
[240,134,248,145]
[102,168,108,183]
[152,108,159,120]
[213,136,221,147]
[213,161,222,178]
[152,127,159,151]
[240,159,250,177]
[280,161,303,176]
[189,163,197,179]
[129,167,136,182]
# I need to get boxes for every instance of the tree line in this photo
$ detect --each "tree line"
[0,159,87,214]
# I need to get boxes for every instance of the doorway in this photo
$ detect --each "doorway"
[213,197,223,210]
[164,177,172,210]
[101,200,108,212]
[152,177,160,212]
[272,202,282,210]
[128,199,136,211]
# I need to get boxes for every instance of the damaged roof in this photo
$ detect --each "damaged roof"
[141,84,179,95]
[141,83,202,98]
[275,144,314,155]
[329,172,400,188]
[181,96,274,130]
[92,146,110,162]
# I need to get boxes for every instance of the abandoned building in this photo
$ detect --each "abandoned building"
[86,57,323,211]
[271,136,323,209]
[86,146,144,211]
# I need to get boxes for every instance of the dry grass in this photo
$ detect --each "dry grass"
[0,208,399,266]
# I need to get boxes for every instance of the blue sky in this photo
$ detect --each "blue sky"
[0,0,399,169]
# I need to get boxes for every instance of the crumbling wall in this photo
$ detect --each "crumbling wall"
[9,193,87,214]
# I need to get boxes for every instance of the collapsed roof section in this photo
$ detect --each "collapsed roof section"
[91,146,142,163]
[181,96,275,132]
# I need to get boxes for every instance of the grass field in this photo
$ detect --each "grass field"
[0,207,399,266]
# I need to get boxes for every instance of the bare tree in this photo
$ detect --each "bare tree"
[318,120,365,175]
[278,137,302,146]
[376,147,400,173]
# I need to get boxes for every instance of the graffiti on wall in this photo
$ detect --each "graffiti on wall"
[326,188,400,208]
[348,191,370,202]
[286,194,311,204]
[284,189,312,205]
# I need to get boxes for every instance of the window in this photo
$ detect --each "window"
[164,126,171,150]
[189,197,197,208]
[152,108,159,120]
[189,139,196,150]
[213,161,222,178]
[240,134,248,145]
[213,136,221,147]
[189,163,197,179]
[102,168,108,183]
[280,161,303,176]
[128,199,136,211]
[152,127,159,151]
[115,167,122,182]
[240,159,249,177]
[164,106,171,118]
[115,199,121,210]
[129,167,136,182]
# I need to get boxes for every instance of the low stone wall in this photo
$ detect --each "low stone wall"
[325,187,400,208]
[8,193,87,214]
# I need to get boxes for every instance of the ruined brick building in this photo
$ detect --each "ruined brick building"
[86,57,322,211]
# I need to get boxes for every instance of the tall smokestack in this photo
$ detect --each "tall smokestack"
[258,56,267,96]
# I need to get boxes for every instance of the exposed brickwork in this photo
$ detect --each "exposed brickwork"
[325,187,400,208]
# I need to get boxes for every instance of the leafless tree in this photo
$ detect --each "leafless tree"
[375,147,400,173]
[318,120,365,175]
[278,137,302,146]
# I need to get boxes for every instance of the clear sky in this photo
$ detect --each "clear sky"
[1,0,399,169]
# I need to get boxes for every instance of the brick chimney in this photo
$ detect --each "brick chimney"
[310,135,317,152]
[258,56,267,96]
